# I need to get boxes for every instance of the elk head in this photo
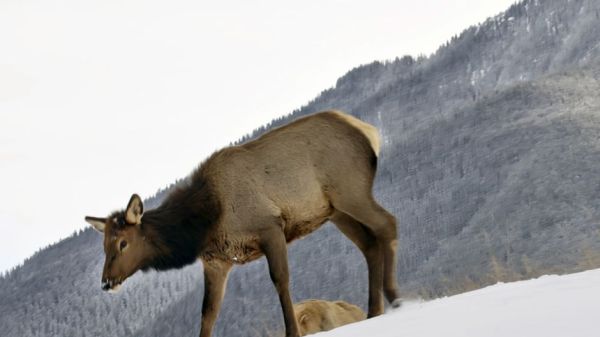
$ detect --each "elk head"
[85,194,152,293]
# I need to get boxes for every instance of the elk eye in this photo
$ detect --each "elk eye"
[119,240,128,252]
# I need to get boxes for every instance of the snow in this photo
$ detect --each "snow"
[316,269,600,337]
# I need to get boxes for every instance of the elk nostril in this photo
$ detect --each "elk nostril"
[101,281,110,291]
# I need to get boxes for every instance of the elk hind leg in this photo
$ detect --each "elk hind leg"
[330,211,385,317]
[332,198,401,307]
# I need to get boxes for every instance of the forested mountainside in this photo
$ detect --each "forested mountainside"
[2,1,600,336]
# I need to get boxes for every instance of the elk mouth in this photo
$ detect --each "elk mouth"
[101,279,123,293]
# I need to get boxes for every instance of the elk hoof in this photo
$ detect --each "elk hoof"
[391,298,403,308]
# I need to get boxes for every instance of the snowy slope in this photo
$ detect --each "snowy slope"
[318,269,600,337]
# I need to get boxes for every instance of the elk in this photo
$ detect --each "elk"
[294,299,366,336]
[85,110,401,337]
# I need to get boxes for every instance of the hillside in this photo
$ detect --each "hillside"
[320,268,600,337]
[2,0,600,336]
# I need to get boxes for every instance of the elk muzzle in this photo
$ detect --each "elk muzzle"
[101,278,122,293]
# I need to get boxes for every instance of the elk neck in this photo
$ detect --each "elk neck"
[140,175,221,271]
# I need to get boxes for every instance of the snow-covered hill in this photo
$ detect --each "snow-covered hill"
[318,269,600,337]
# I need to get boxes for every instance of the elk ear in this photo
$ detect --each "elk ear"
[125,194,144,225]
[298,313,309,324]
[85,216,107,233]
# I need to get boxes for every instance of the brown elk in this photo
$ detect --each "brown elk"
[85,110,401,337]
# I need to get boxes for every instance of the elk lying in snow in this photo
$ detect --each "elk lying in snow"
[294,299,366,336]
[85,110,401,337]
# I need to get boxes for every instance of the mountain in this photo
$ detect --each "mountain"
[321,268,600,337]
[2,0,600,336]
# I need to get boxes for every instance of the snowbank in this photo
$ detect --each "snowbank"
[317,269,600,337]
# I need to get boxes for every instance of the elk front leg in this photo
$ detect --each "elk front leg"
[261,229,299,337]
[199,259,232,337]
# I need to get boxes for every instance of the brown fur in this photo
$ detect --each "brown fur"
[85,110,401,337]
[294,300,366,336]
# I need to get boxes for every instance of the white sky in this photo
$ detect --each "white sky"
[0,0,517,273]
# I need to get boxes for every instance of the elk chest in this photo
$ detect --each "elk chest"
[199,231,263,265]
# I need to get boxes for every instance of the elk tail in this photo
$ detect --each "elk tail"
[330,110,381,156]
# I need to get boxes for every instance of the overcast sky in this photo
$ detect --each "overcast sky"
[0,0,517,273]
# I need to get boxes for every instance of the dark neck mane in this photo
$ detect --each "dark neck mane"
[141,171,220,271]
